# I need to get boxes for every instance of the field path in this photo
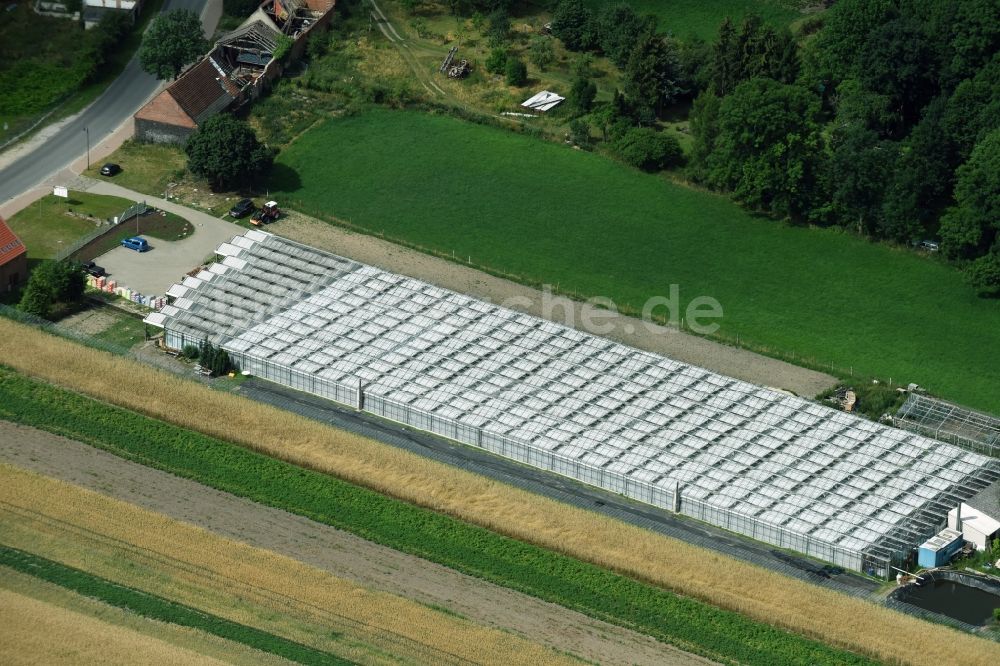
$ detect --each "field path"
[0,420,715,666]
[274,212,837,397]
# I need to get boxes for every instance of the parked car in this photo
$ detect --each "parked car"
[918,240,940,252]
[229,198,255,218]
[81,260,106,277]
[100,163,122,177]
[121,236,149,252]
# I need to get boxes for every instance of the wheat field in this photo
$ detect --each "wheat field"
[0,463,581,666]
[0,587,236,666]
[0,319,997,665]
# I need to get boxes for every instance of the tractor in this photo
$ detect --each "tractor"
[250,201,280,226]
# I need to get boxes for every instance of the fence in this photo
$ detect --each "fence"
[218,342,894,578]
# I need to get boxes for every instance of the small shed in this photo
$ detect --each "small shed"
[949,501,1000,551]
[917,528,964,569]
[521,90,564,113]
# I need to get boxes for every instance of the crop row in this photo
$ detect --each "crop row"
[0,545,349,666]
[0,366,872,665]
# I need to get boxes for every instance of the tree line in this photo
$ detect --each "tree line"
[544,0,1000,297]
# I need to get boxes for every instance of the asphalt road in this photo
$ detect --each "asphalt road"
[235,377,882,599]
[0,0,212,204]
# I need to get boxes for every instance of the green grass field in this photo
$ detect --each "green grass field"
[0,366,873,666]
[583,0,804,40]
[6,191,135,261]
[271,110,1000,413]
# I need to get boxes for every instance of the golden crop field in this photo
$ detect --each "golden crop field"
[0,463,581,666]
[0,587,234,666]
[1,319,997,665]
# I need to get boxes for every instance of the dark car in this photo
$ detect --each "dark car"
[81,261,105,277]
[100,163,122,176]
[229,198,255,218]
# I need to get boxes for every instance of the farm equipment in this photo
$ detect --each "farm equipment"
[250,201,280,226]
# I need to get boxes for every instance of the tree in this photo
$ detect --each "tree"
[707,78,825,219]
[568,119,591,148]
[822,123,894,235]
[594,2,652,68]
[185,115,275,191]
[139,10,208,80]
[504,57,527,86]
[806,0,897,88]
[485,48,508,75]
[528,37,555,70]
[551,0,596,52]
[687,91,722,182]
[939,128,1000,259]
[610,128,682,171]
[966,253,1000,297]
[711,15,799,96]
[567,76,596,113]
[623,32,682,118]
[18,260,86,318]
[486,8,510,47]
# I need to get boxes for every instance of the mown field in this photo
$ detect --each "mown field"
[271,110,1000,414]
[6,191,133,262]
[1,321,997,666]
[583,0,805,40]
[0,463,575,666]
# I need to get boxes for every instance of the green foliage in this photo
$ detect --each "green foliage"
[711,15,799,97]
[198,340,237,376]
[527,37,555,71]
[270,111,1000,413]
[623,32,682,118]
[181,344,201,360]
[273,34,294,63]
[486,8,510,48]
[701,79,824,219]
[966,253,1000,297]
[18,260,86,318]
[0,547,348,665]
[185,115,275,192]
[593,2,652,69]
[823,123,895,236]
[484,47,508,75]
[610,127,682,172]
[567,76,596,114]
[0,368,876,666]
[139,9,208,80]
[551,0,596,52]
[504,57,527,87]
[940,128,1000,260]
[568,119,590,148]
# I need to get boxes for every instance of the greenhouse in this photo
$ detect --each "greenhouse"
[146,230,1000,577]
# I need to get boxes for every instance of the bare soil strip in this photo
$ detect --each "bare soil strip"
[0,420,710,666]
[0,567,294,666]
[273,213,836,397]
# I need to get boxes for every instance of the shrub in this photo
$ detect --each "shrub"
[485,47,508,74]
[504,57,527,86]
[18,260,86,318]
[528,37,555,70]
[198,340,237,376]
[611,128,683,172]
[181,344,200,360]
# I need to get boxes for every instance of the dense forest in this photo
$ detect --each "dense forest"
[454,0,1000,297]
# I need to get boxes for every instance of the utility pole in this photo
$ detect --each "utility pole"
[83,126,90,170]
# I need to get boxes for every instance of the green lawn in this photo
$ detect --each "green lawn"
[271,110,1000,414]
[93,314,147,349]
[6,192,134,261]
[583,0,805,41]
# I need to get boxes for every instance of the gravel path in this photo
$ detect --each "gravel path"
[273,214,837,397]
[0,420,715,666]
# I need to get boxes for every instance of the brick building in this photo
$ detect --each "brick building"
[0,216,28,293]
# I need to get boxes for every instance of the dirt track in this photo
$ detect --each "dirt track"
[0,420,714,666]
[273,214,837,398]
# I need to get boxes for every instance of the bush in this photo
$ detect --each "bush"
[528,37,555,70]
[966,252,1000,297]
[568,119,591,148]
[198,340,237,376]
[568,76,596,113]
[18,260,86,319]
[611,128,683,172]
[181,344,200,360]
[504,57,527,86]
[484,47,508,75]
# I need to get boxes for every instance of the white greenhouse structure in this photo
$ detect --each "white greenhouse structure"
[146,230,1000,577]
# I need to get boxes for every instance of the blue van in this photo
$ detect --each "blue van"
[121,236,149,252]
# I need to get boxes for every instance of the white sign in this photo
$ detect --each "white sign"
[53,186,68,198]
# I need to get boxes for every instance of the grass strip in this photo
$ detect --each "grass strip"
[0,545,350,666]
[0,366,872,666]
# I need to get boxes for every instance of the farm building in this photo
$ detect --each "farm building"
[948,480,1000,550]
[521,90,565,113]
[145,230,1000,578]
[0,216,27,292]
[134,0,335,143]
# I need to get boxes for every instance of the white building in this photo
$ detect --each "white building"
[83,0,141,28]
[948,482,1000,550]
